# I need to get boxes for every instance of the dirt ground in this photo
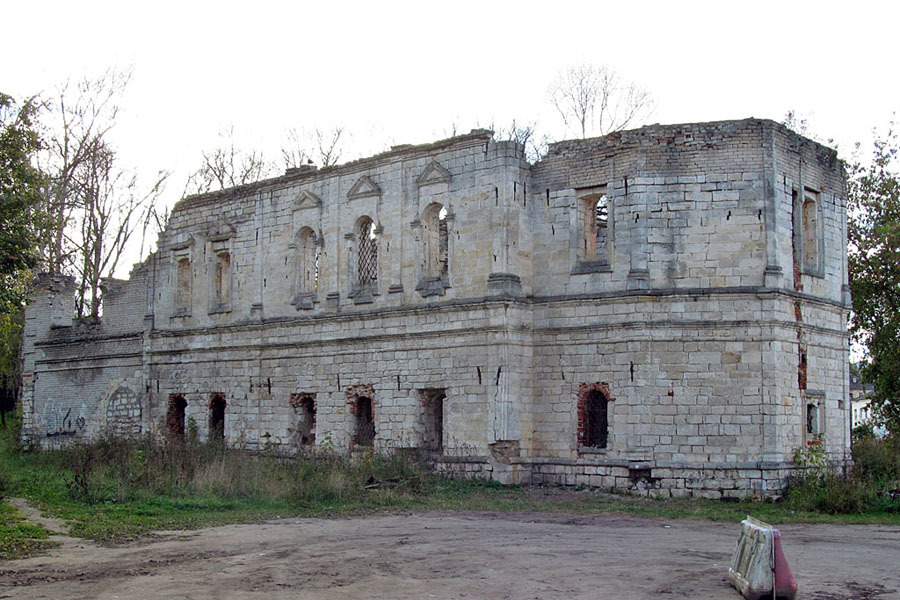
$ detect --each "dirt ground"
[1,506,898,599]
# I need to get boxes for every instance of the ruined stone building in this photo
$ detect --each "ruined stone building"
[20,119,850,497]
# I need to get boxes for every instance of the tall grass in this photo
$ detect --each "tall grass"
[52,433,434,509]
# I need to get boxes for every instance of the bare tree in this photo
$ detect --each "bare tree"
[281,128,313,170]
[281,126,345,170]
[39,69,130,273]
[71,146,168,317]
[492,119,549,163]
[548,64,654,139]
[37,69,170,318]
[185,127,273,195]
[315,126,344,168]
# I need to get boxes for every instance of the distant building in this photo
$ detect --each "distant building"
[849,371,887,435]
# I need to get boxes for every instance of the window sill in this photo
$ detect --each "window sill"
[799,263,824,278]
[416,276,450,297]
[291,293,318,310]
[208,305,231,315]
[578,446,608,455]
[571,261,612,275]
[350,284,379,304]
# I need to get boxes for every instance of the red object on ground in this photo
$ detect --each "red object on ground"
[773,530,798,599]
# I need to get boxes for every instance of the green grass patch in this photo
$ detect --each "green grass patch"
[0,500,56,559]
[2,414,900,549]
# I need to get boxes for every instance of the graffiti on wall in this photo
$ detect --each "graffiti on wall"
[44,403,87,437]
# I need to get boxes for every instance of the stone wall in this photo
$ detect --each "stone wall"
[20,119,850,496]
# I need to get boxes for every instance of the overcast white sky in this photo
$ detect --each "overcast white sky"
[2,0,897,273]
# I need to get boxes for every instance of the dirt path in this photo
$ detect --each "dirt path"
[1,509,898,599]
[6,497,71,536]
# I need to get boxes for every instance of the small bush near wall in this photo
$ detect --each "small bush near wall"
[785,436,900,514]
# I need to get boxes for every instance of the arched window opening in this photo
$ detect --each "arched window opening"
[423,204,449,278]
[355,396,375,447]
[209,393,226,441]
[357,217,378,288]
[418,205,451,297]
[166,394,187,439]
[297,229,320,295]
[576,187,611,268]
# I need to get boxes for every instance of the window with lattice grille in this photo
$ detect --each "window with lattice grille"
[357,218,378,286]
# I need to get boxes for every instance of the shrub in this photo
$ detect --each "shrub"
[785,436,900,514]
[0,463,7,500]
[853,436,900,485]
[852,423,876,442]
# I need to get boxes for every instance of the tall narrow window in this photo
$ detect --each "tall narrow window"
[209,393,226,441]
[166,394,187,439]
[421,388,445,453]
[423,204,449,279]
[290,393,317,446]
[418,204,451,297]
[577,382,612,451]
[575,186,611,271]
[802,194,818,271]
[175,257,191,313]
[803,396,824,445]
[214,251,231,308]
[292,229,320,310]
[355,396,375,447]
[583,391,609,449]
[295,228,320,297]
[357,217,378,287]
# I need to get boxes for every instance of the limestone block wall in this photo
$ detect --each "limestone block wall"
[19,119,850,497]
[150,131,529,335]
[532,293,765,459]
[24,326,144,447]
[146,301,531,456]
[529,120,773,296]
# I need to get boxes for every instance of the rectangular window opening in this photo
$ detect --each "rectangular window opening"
[290,393,317,446]
[420,388,445,454]
[167,394,187,439]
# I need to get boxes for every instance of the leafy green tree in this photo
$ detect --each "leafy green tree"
[0,311,23,424]
[0,92,43,422]
[848,126,900,435]
[0,92,42,313]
